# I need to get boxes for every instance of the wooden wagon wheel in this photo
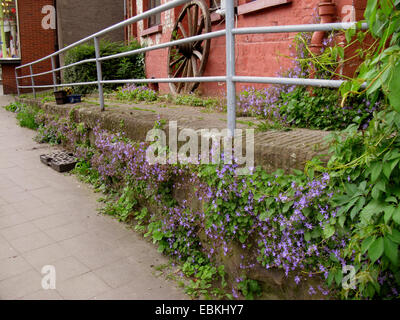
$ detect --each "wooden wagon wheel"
[167,0,211,94]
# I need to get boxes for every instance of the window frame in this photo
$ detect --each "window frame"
[0,0,21,62]
[147,0,161,28]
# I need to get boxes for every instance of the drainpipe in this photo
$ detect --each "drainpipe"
[309,1,336,55]
[309,1,336,83]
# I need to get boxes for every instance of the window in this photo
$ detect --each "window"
[0,0,20,60]
[148,0,161,28]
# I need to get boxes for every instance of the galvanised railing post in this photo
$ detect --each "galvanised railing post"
[15,69,20,96]
[225,0,236,137]
[29,65,36,98]
[51,56,57,91]
[94,36,105,112]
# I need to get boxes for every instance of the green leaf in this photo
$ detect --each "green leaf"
[157,242,166,253]
[384,236,398,265]
[338,215,346,228]
[152,231,164,242]
[323,225,335,239]
[375,179,386,192]
[350,197,366,220]
[388,62,400,113]
[344,183,359,196]
[368,237,384,263]
[393,207,400,224]
[338,196,359,215]
[282,201,293,213]
[360,199,385,223]
[384,206,396,224]
[381,0,394,17]
[388,229,400,244]
[337,46,345,59]
[327,270,335,286]
[385,196,397,204]
[239,235,247,243]
[365,0,378,22]
[370,162,382,183]
[334,194,352,207]
[359,181,367,192]
[371,184,381,199]
[335,269,343,286]
[362,236,376,254]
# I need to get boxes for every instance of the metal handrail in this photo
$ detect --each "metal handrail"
[15,0,368,135]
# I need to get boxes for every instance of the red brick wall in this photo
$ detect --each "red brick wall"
[134,0,366,96]
[2,0,56,94]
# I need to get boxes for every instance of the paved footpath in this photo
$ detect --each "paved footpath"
[0,95,187,300]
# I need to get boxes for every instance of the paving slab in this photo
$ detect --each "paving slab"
[0,96,187,300]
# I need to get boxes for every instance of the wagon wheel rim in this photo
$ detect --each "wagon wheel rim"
[167,0,211,95]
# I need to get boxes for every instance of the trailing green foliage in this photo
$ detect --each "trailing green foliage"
[3,102,42,130]
[173,94,221,109]
[308,0,400,299]
[4,102,22,113]
[6,1,400,300]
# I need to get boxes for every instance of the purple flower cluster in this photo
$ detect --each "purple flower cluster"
[116,84,157,102]
[35,114,345,298]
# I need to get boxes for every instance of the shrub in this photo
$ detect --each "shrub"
[64,40,145,94]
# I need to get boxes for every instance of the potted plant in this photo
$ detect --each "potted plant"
[53,90,68,105]
[65,87,82,104]
[67,94,82,104]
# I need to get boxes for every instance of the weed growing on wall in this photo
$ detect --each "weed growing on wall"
[116,84,158,102]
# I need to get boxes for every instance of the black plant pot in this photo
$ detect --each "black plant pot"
[54,90,68,105]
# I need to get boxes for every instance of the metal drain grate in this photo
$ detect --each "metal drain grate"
[40,151,77,173]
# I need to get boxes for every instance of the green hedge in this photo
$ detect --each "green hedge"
[64,40,145,94]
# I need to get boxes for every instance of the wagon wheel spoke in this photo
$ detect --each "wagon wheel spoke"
[196,17,204,36]
[185,58,193,92]
[173,58,186,78]
[178,22,188,38]
[194,19,205,47]
[191,56,198,77]
[187,7,193,37]
[170,55,185,68]
[193,50,203,61]
[192,6,199,37]
[177,59,189,93]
